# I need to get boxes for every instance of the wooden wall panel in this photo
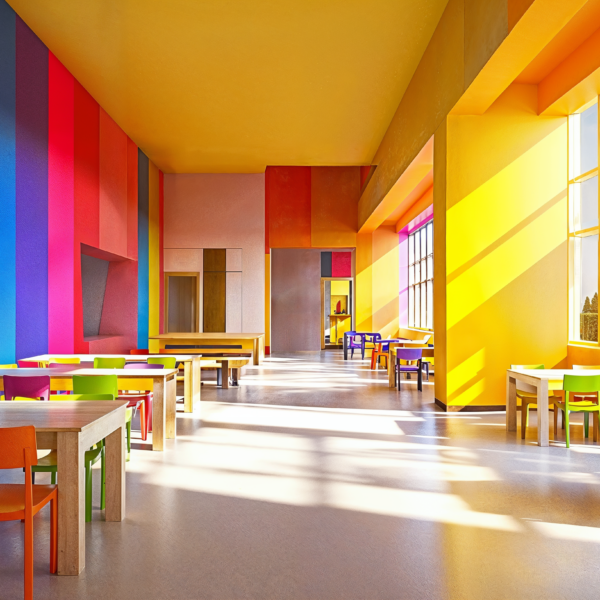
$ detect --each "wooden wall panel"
[226,271,242,332]
[203,271,226,332]
[204,248,226,271]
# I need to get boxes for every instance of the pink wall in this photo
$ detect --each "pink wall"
[163,174,265,332]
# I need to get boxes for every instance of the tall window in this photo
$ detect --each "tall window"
[408,221,433,330]
[569,100,598,343]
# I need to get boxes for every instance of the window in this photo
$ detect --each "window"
[569,100,599,343]
[408,221,433,330]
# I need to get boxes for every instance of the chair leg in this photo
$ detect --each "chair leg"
[521,403,527,440]
[85,460,92,523]
[100,446,106,510]
[417,365,423,392]
[565,410,570,448]
[584,413,590,438]
[370,352,376,370]
[553,405,558,438]
[24,513,33,600]
[51,471,56,485]
[50,496,57,574]
[147,394,153,433]
[139,401,147,441]
[126,420,132,461]
[594,412,599,443]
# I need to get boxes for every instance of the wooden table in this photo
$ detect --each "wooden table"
[150,333,265,365]
[0,401,128,575]
[0,368,177,451]
[199,356,250,388]
[328,314,351,346]
[22,353,201,414]
[506,368,590,447]
[388,343,435,388]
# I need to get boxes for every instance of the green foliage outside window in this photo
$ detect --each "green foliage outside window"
[581,292,599,341]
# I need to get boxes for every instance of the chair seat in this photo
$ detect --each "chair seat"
[556,401,600,412]
[0,484,57,514]
[398,366,420,372]
[517,390,559,399]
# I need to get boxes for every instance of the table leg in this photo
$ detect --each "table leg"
[232,368,240,386]
[388,351,395,388]
[222,360,229,389]
[253,339,260,365]
[537,379,549,447]
[166,374,177,439]
[343,334,348,360]
[57,432,84,575]
[192,357,201,412]
[506,374,517,432]
[152,378,166,451]
[104,424,126,522]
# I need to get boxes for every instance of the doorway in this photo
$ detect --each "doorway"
[165,273,199,333]
[321,278,353,349]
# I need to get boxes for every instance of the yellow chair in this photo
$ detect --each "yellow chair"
[48,357,81,365]
[0,365,18,400]
[511,364,560,439]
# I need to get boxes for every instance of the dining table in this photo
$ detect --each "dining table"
[150,332,265,365]
[505,368,598,446]
[0,367,177,451]
[387,342,435,388]
[21,353,201,414]
[0,400,128,575]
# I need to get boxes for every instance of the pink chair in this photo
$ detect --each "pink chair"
[17,361,40,368]
[121,363,163,441]
[4,375,50,401]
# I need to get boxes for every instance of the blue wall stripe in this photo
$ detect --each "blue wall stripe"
[0,1,16,363]
[15,17,48,360]
[138,149,149,348]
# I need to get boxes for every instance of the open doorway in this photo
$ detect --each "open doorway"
[321,278,353,349]
[165,272,200,333]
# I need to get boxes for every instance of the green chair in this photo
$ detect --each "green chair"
[73,374,134,460]
[557,374,600,447]
[511,364,560,439]
[33,393,114,522]
[148,356,177,369]
[94,357,126,369]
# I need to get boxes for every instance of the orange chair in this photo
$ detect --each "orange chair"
[0,425,57,599]
[130,349,149,355]
[370,343,388,370]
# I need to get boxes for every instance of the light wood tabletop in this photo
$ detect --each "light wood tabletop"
[150,333,265,365]
[22,353,201,414]
[0,401,129,575]
[0,368,177,451]
[506,368,596,447]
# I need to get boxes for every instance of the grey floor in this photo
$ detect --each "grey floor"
[1,352,600,599]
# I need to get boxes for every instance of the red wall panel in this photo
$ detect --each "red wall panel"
[99,108,127,257]
[266,166,311,248]
[127,137,138,259]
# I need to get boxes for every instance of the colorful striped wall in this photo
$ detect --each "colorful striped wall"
[0,3,163,362]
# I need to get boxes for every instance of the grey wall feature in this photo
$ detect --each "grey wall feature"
[81,254,110,337]
[271,249,321,352]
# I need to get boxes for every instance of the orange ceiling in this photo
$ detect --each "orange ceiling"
[516,0,600,84]
[8,0,451,173]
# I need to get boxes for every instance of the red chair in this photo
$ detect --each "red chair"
[4,375,50,401]
[370,343,388,370]
[17,361,40,368]
[0,425,58,599]
[130,349,149,355]
[122,363,163,441]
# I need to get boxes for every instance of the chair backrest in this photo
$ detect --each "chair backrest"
[364,333,381,343]
[94,357,126,369]
[130,349,149,355]
[50,357,81,364]
[124,362,164,369]
[564,374,600,393]
[396,348,423,361]
[0,425,38,469]
[0,364,17,369]
[4,375,50,401]
[511,364,544,370]
[17,360,39,368]
[73,375,118,398]
[147,357,176,369]
[50,393,114,401]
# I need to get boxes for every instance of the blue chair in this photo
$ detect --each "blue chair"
[345,332,365,359]
[395,348,423,392]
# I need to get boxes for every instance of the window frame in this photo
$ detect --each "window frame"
[408,220,434,331]
[568,98,600,346]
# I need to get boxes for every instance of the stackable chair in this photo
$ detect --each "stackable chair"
[511,364,561,440]
[123,362,164,440]
[36,394,113,521]
[395,348,423,392]
[370,343,388,370]
[0,425,58,600]
[346,332,365,359]
[363,333,382,360]
[557,374,600,447]
[0,364,18,398]
[130,349,150,355]
[17,361,40,368]
[3,376,50,402]
[49,357,80,364]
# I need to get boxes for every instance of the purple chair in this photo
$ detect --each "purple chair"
[4,375,50,401]
[395,349,423,392]
[123,362,164,440]
[345,331,365,359]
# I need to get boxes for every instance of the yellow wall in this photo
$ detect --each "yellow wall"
[330,280,351,341]
[356,227,399,338]
[435,83,568,409]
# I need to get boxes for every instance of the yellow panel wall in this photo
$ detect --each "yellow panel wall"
[435,83,568,409]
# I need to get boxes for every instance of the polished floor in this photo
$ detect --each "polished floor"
[2,352,600,599]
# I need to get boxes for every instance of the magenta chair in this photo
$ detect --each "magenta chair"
[395,349,423,392]
[4,375,50,401]
[122,363,164,441]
